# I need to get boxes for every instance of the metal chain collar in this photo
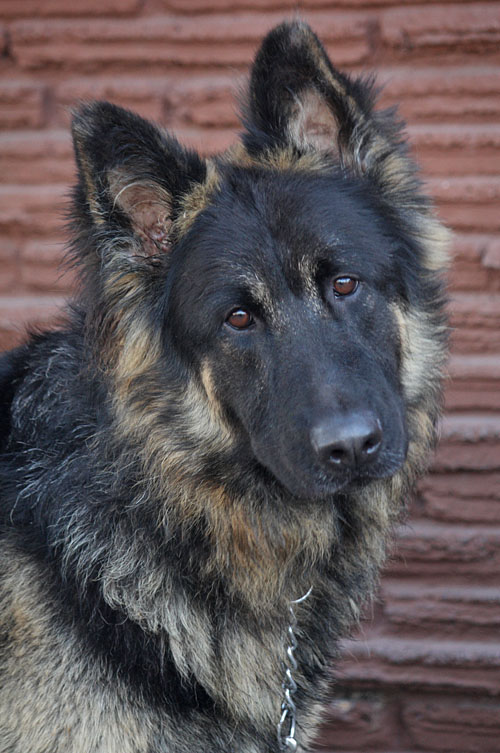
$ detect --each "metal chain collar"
[277,587,313,752]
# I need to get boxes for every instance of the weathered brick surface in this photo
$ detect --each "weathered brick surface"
[9,12,371,71]
[0,239,18,293]
[336,637,500,695]
[0,131,73,184]
[380,5,500,63]
[0,81,46,130]
[378,67,500,124]
[1,1,500,750]
[388,521,500,580]
[381,583,500,638]
[315,694,396,751]
[0,295,65,351]
[445,354,500,411]
[409,124,500,176]
[420,471,500,524]
[0,0,141,17]
[0,185,67,237]
[449,235,500,293]
[403,697,500,752]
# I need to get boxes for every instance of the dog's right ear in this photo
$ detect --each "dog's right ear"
[72,102,208,258]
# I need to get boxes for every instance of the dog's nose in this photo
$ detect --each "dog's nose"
[311,413,382,469]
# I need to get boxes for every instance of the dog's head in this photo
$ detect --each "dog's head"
[71,22,448,502]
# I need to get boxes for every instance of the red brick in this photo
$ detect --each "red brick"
[380,5,500,63]
[335,636,500,695]
[164,0,393,9]
[163,76,238,128]
[20,264,75,293]
[482,240,500,270]
[171,127,237,155]
[0,0,141,17]
[449,236,500,294]
[20,238,66,265]
[434,413,500,472]
[428,176,500,233]
[403,698,500,752]
[56,77,168,125]
[445,354,500,412]
[313,750,408,753]
[0,81,46,130]
[56,77,239,150]
[440,408,500,450]
[381,582,500,638]
[20,239,74,293]
[378,67,500,124]
[0,185,67,237]
[9,12,371,71]
[0,131,73,185]
[450,293,500,354]
[388,520,500,579]
[0,239,19,292]
[0,294,66,351]
[420,472,500,524]
[315,694,396,751]
[409,124,500,176]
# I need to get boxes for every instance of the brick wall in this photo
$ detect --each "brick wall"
[1,1,499,751]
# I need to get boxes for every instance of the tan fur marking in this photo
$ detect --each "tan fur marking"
[418,215,452,272]
[174,160,221,237]
[0,539,153,753]
[78,150,106,225]
[199,361,234,443]
[223,141,331,173]
[392,302,447,405]
[202,486,336,610]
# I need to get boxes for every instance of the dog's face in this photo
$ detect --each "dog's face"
[169,170,407,498]
[71,22,448,502]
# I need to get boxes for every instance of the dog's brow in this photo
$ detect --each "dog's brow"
[237,272,276,315]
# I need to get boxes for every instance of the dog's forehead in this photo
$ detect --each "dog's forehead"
[183,168,394,309]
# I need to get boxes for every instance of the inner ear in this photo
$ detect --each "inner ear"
[109,169,173,256]
[289,87,339,153]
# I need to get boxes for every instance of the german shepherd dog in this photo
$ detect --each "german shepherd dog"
[0,21,448,753]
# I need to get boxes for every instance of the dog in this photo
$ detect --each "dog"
[0,20,448,753]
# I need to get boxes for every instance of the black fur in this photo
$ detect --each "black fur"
[0,21,448,753]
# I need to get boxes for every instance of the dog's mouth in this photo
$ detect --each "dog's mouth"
[268,449,408,502]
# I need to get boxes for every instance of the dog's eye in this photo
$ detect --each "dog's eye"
[333,276,358,296]
[225,308,254,330]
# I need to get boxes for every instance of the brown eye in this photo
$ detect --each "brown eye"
[226,308,254,330]
[333,276,358,296]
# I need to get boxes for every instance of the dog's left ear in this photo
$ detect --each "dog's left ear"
[243,22,450,269]
[243,22,408,184]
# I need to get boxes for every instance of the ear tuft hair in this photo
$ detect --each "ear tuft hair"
[71,101,207,256]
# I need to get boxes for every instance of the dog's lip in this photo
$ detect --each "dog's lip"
[285,452,408,501]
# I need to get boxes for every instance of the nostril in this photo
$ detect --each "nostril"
[360,422,382,459]
[362,433,381,457]
[329,447,347,465]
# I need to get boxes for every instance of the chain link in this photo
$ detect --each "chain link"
[277,588,312,752]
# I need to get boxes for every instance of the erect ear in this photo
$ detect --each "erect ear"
[243,22,406,182]
[71,102,208,256]
[243,22,450,270]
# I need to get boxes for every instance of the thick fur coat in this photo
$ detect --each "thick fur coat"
[0,21,448,753]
